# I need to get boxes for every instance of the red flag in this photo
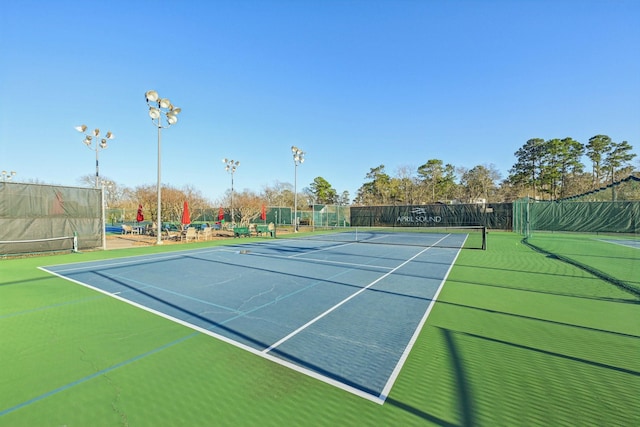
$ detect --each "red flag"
[218,206,225,221]
[136,204,144,223]
[181,201,191,226]
[260,204,266,221]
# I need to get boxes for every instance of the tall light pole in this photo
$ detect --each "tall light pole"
[75,125,114,188]
[222,158,240,226]
[99,181,113,251]
[145,90,181,245]
[1,170,16,182]
[291,145,305,232]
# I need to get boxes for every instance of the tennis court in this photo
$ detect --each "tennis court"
[4,230,639,425]
[41,231,466,403]
[600,238,640,249]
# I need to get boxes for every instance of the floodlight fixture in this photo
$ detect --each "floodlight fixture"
[76,124,114,188]
[1,170,16,182]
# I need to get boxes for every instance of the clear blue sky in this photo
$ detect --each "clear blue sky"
[1,0,639,203]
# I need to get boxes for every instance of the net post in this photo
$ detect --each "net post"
[482,226,487,250]
[73,233,78,253]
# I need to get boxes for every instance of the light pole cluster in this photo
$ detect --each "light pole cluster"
[75,125,114,188]
[69,93,316,245]
[222,158,240,225]
[145,90,181,244]
[291,145,305,232]
[1,170,16,182]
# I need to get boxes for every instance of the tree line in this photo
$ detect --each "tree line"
[509,135,635,200]
[90,133,638,225]
[351,134,637,205]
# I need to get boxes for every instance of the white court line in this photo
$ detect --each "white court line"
[173,241,393,270]
[598,239,640,249]
[44,247,228,273]
[40,252,391,404]
[40,234,462,404]
[262,234,451,354]
[40,264,242,314]
[287,240,358,257]
[243,250,394,271]
[104,271,244,313]
[379,234,466,401]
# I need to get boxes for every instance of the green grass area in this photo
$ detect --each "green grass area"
[1,233,638,426]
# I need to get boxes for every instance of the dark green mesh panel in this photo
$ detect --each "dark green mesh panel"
[0,182,102,254]
[350,203,512,230]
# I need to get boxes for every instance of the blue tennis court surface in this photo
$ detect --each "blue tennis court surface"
[42,237,463,402]
[600,238,640,249]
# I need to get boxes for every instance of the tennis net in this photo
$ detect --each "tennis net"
[0,235,78,257]
[288,226,487,250]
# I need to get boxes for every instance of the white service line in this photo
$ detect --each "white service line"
[262,235,450,353]
[246,250,394,270]
[44,247,227,273]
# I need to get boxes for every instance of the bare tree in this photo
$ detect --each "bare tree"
[459,164,501,203]
[233,190,265,226]
[395,164,418,204]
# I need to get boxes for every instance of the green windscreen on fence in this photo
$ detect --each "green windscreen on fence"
[0,182,102,255]
[350,203,512,229]
[513,199,640,235]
